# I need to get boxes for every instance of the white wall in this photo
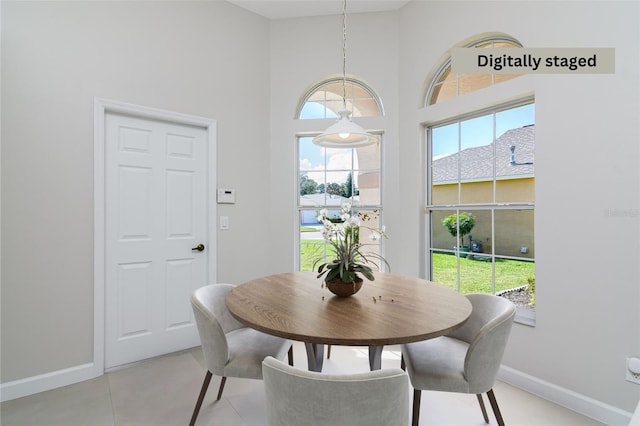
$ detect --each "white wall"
[1,1,272,383]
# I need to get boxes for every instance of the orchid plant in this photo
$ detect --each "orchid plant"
[313,201,389,284]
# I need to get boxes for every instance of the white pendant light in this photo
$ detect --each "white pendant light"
[313,0,376,148]
[313,110,377,148]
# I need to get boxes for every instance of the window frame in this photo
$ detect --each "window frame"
[295,76,386,273]
[426,36,523,106]
[425,98,536,326]
[296,133,386,272]
[296,75,384,120]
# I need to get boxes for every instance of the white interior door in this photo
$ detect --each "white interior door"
[104,111,211,369]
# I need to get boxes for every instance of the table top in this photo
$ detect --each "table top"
[226,271,472,346]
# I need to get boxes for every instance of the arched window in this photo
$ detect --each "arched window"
[295,76,385,273]
[424,34,536,325]
[426,35,523,106]
[296,76,383,119]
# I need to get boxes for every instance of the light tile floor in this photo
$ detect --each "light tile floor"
[1,343,604,426]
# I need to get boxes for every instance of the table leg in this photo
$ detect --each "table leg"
[304,343,324,372]
[369,345,383,370]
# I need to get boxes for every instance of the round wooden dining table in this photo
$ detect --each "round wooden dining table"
[226,271,472,372]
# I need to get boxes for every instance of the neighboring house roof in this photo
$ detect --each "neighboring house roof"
[433,125,534,183]
[300,193,352,207]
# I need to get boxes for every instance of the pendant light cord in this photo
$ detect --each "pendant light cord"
[312,0,375,148]
[342,0,347,110]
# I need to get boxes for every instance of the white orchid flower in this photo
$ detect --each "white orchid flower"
[369,224,386,240]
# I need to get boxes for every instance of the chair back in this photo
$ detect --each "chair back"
[191,284,246,376]
[449,293,515,393]
[262,356,409,426]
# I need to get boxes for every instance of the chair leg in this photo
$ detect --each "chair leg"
[327,344,332,358]
[487,388,505,426]
[189,371,212,426]
[400,354,406,371]
[412,389,422,426]
[288,346,294,366]
[215,376,227,401]
[476,393,490,423]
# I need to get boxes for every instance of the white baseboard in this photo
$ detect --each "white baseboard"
[499,365,633,425]
[0,363,102,402]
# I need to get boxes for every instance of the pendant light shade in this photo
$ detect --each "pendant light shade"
[312,110,377,148]
[312,0,375,149]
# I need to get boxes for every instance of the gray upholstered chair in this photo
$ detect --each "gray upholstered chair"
[401,293,515,426]
[262,356,409,426]
[189,284,293,426]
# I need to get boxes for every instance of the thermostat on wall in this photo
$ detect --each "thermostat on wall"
[217,188,236,204]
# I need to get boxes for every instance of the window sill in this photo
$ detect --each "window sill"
[514,306,536,327]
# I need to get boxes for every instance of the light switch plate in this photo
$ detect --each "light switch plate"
[220,216,229,230]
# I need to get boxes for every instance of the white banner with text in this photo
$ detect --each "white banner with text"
[451,48,615,74]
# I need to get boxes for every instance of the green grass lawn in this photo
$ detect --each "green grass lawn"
[432,252,534,293]
[300,241,324,271]
[300,240,534,294]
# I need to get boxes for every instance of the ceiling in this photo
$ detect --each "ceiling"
[226,0,410,20]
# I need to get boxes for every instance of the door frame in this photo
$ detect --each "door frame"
[93,97,217,374]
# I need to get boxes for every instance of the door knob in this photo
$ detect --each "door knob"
[191,244,205,252]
